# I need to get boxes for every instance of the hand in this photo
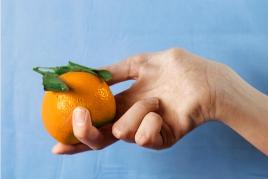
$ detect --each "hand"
[109,48,221,149]
[53,48,219,154]
[52,48,268,155]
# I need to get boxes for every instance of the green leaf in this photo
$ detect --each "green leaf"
[33,67,47,75]
[51,66,72,75]
[68,61,94,70]
[42,74,69,92]
[33,67,55,75]
[68,61,97,75]
[33,61,113,92]
[96,70,112,81]
[68,61,112,81]
[68,61,95,71]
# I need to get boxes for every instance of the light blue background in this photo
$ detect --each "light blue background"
[2,0,268,178]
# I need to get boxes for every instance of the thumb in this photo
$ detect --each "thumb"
[72,107,103,150]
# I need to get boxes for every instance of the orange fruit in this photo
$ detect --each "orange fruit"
[41,72,116,144]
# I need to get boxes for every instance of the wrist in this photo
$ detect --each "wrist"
[214,65,268,124]
[214,65,268,155]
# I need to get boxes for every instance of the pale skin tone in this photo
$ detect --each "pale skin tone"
[52,48,268,156]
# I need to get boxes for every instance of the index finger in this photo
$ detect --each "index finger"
[103,54,148,85]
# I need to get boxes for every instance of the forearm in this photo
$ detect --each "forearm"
[216,66,268,156]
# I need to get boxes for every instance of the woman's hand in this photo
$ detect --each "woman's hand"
[52,48,268,155]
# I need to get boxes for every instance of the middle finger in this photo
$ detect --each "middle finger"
[112,97,159,142]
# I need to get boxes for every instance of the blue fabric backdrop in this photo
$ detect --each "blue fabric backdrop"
[2,0,268,178]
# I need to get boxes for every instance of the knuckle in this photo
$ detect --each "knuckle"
[138,62,149,76]
[126,55,146,78]
[112,125,134,140]
[135,133,152,147]
[135,136,146,147]
[135,100,148,109]
[130,55,146,64]
[167,48,187,58]
[146,112,162,122]
[135,98,159,111]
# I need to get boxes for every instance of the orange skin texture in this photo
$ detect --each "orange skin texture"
[42,72,116,144]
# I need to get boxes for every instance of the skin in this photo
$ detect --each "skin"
[51,48,268,156]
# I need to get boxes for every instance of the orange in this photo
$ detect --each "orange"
[41,72,116,144]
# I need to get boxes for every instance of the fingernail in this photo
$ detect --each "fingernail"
[73,107,88,126]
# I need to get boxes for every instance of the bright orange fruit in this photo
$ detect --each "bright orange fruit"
[41,72,116,144]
